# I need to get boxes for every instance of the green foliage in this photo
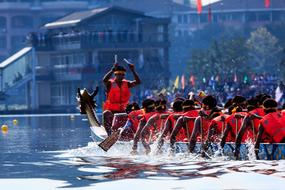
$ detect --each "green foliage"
[187,25,285,81]
[246,27,282,74]
[188,38,249,81]
[188,49,211,81]
[266,22,285,47]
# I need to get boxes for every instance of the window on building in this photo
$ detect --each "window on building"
[51,83,65,106]
[0,36,6,49]
[258,12,271,22]
[51,55,61,66]
[178,15,183,23]
[65,55,70,66]
[246,12,257,22]
[0,17,7,33]
[272,11,281,21]
[213,14,218,23]
[51,82,71,106]
[200,14,208,23]
[177,30,182,37]
[157,25,164,33]
[172,15,178,23]
[218,13,227,22]
[183,15,188,24]
[73,53,85,65]
[189,15,198,24]
[11,15,33,28]
[281,12,285,21]
[157,25,164,41]
[231,12,243,22]
[52,55,67,75]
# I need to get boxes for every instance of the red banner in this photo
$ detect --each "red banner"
[189,75,195,87]
[265,0,270,8]
[197,0,202,14]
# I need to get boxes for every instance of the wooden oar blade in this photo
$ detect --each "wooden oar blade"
[98,131,120,151]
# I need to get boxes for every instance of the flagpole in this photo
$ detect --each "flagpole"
[208,0,212,23]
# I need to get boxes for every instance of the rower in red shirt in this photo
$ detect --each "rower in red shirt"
[255,98,285,159]
[189,95,221,153]
[169,99,199,152]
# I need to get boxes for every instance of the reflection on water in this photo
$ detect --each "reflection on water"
[77,157,226,180]
[68,143,285,183]
[1,115,285,189]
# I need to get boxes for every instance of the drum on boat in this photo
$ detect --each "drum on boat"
[111,113,133,140]
[111,113,128,131]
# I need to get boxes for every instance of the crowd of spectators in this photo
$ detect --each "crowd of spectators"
[26,29,148,48]
[135,73,285,107]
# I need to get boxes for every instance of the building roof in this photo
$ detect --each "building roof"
[44,6,147,29]
[204,0,285,12]
[0,47,32,68]
[107,0,194,14]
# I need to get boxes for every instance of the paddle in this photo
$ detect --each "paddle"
[123,58,132,65]
[98,130,121,152]
[98,117,132,152]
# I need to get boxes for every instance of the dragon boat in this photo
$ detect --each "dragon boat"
[77,88,285,160]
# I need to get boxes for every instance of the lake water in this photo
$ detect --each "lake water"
[1,114,285,190]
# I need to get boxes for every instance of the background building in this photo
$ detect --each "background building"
[170,0,285,76]
[1,0,285,112]
[0,0,103,62]
[0,6,170,112]
[0,0,189,63]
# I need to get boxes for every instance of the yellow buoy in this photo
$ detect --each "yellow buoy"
[13,119,18,125]
[1,124,8,132]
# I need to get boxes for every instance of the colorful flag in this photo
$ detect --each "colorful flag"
[208,5,212,22]
[243,75,248,83]
[275,86,283,103]
[234,73,238,82]
[265,0,270,8]
[198,91,206,98]
[190,75,195,87]
[181,74,185,90]
[174,75,179,89]
[215,75,219,82]
[196,0,202,14]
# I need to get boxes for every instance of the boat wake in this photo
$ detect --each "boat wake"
[51,142,285,190]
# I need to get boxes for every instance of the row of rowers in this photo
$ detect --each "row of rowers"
[109,94,285,156]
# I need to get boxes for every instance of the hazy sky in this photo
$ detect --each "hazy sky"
[200,0,221,6]
[189,0,221,6]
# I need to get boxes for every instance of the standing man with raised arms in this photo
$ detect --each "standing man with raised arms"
[102,57,141,136]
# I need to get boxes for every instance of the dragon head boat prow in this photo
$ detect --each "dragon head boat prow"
[77,87,108,141]
[77,87,98,114]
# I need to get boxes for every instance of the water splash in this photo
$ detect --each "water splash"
[44,139,285,186]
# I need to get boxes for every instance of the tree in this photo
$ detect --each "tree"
[188,48,211,82]
[187,38,249,82]
[279,47,285,80]
[246,27,282,74]
[215,38,250,79]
